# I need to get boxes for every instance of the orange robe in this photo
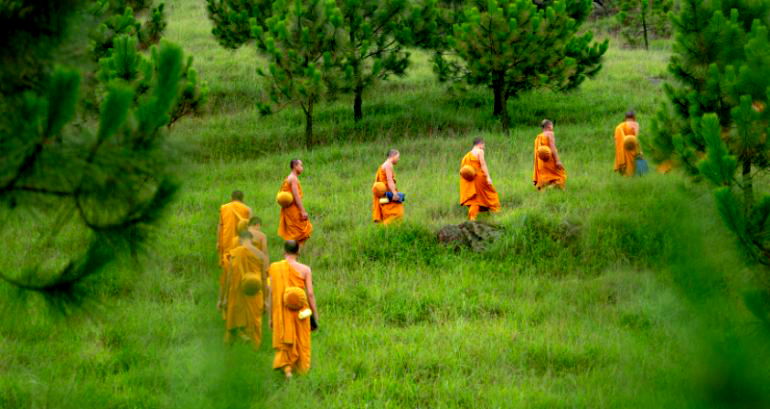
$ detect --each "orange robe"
[218,201,250,266]
[270,260,311,374]
[372,166,404,224]
[277,180,313,243]
[459,152,501,220]
[533,133,567,190]
[224,246,264,348]
[614,121,640,177]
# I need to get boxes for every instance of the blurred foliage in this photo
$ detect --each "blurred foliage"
[0,1,191,309]
[652,0,770,267]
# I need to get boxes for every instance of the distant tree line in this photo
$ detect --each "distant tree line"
[207,0,609,141]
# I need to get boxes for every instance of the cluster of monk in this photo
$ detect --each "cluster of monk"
[213,112,649,378]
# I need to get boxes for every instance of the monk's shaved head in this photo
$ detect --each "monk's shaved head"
[387,149,399,158]
[473,137,484,147]
[541,119,553,129]
[232,190,244,201]
[248,216,262,226]
[625,110,636,119]
[284,240,300,255]
[290,159,302,170]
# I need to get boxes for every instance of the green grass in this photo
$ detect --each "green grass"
[0,1,759,408]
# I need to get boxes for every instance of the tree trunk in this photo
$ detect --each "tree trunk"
[500,94,510,134]
[491,71,509,133]
[642,5,649,50]
[354,84,363,122]
[744,158,753,218]
[492,73,505,117]
[304,100,314,148]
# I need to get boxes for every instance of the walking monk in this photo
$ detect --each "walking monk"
[267,240,318,378]
[217,191,252,292]
[372,149,404,224]
[239,216,269,262]
[460,138,501,220]
[219,230,268,348]
[614,111,641,177]
[533,120,567,190]
[278,159,313,245]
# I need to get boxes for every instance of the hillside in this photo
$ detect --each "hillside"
[0,1,752,408]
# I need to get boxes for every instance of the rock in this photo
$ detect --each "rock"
[437,221,502,252]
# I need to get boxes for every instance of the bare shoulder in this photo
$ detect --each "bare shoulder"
[381,160,392,170]
[296,262,312,277]
[287,173,297,182]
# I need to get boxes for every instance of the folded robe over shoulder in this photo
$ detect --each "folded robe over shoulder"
[614,122,639,177]
[277,180,313,243]
[269,260,311,374]
[372,166,404,224]
[533,133,567,189]
[459,152,501,211]
[225,246,264,348]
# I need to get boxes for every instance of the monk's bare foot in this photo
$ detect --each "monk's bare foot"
[283,366,293,379]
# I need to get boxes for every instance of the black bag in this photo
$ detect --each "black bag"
[310,315,318,331]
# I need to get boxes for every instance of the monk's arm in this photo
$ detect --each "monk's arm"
[290,178,307,217]
[305,268,319,321]
[549,135,563,168]
[216,213,223,250]
[218,259,231,310]
[478,150,492,183]
[265,269,272,327]
[261,236,269,260]
[385,165,398,194]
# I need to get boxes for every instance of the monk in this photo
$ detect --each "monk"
[267,240,318,378]
[533,119,567,190]
[614,111,641,177]
[278,159,313,245]
[231,216,270,275]
[246,216,269,261]
[460,138,501,220]
[217,191,252,290]
[219,230,269,348]
[372,149,404,224]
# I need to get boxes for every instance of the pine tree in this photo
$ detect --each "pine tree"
[445,0,607,132]
[87,0,207,125]
[251,0,343,146]
[0,1,186,308]
[615,0,673,50]
[651,0,770,265]
[333,0,437,122]
[206,0,275,49]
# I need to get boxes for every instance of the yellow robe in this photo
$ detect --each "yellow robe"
[614,121,640,177]
[533,133,567,189]
[218,201,250,266]
[218,201,250,293]
[278,180,313,243]
[270,260,311,374]
[224,246,264,348]
[459,152,501,220]
[372,166,404,224]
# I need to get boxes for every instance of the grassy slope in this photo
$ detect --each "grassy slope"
[0,1,749,408]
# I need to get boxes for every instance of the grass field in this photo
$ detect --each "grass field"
[0,1,760,408]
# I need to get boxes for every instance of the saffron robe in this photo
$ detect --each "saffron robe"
[218,201,250,266]
[270,260,311,374]
[224,246,264,348]
[614,121,640,177]
[533,133,567,189]
[459,152,501,216]
[277,180,313,243]
[372,166,404,224]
